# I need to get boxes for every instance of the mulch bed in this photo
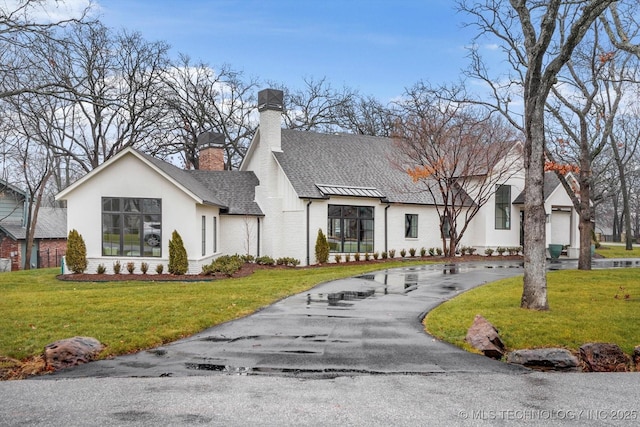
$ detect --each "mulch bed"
[57,255,524,282]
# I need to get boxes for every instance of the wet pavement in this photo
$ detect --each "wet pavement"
[41,258,640,380]
[42,261,530,379]
[7,259,640,426]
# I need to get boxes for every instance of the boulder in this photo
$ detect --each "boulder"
[506,348,579,371]
[579,342,630,372]
[44,336,105,371]
[465,314,505,359]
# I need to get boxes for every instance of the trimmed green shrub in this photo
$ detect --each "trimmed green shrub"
[96,264,106,274]
[156,264,164,274]
[389,249,396,258]
[66,229,87,273]
[202,255,244,276]
[113,260,121,274]
[126,262,135,274]
[255,255,275,266]
[168,230,188,275]
[140,262,149,274]
[315,228,330,264]
[334,254,342,263]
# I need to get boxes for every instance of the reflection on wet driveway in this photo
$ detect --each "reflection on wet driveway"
[45,259,634,379]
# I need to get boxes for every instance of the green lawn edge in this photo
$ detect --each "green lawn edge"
[425,268,640,355]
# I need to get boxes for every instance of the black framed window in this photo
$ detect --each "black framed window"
[495,185,511,229]
[102,197,161,257]
[405,214,418,238]
[327,205,374,253]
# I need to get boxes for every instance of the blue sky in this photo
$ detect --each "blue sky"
[95,0,483,102]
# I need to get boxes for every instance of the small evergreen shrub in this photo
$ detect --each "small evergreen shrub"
[66,229,87,273]
[485,248,494,256]
[354,252,361,261]
[96,264,106,274]
[428,247,436,256]
[168,230,188,275]
[364,252,371,261]
[241,254,255,263]
[256,255,275,266]
[381,251,388,259]
[156,264,164,274]
[140,262,149,274]
[468,247,477,255]
[344,253,350,262]
[113,260,121,274]
[126,262,135,274]
[420,247,427,257]
[436,248,443,256]
[334,254,342,263]
[400,249,407,257]
[202,254,243,276]
[373,251,379,260]
[409,248,417,257]
[315,228,330,264]
[389,249,396,258]
[496,246,506,256]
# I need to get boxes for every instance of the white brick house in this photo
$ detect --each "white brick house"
[56,89,580,273]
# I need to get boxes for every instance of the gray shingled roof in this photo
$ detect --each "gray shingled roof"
[137,151,227,207]
[273,130,452,205]
[513,172,561,204]
[137,151,262,216]
[187,170,263,216]
[0,207,67,240]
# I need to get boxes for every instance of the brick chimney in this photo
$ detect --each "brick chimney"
[197,132,225,171]
[258,89,284,152]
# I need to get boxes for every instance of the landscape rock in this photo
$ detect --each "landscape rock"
[633,345,640,370]
[579,342,630,372]
[506,348,579,371]
[465,314,505,359]
[44,336,105,371]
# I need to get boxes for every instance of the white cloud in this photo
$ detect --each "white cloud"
[2,0,97,23]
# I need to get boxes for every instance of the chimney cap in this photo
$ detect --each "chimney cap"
[258,88,284,112]
[197,131,225,148]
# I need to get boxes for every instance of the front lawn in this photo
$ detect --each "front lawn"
[0,260,431,362]
[425,268,640,355]
[596,244,640,258]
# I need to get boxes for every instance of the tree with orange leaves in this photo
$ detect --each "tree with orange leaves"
[393,83,520,258]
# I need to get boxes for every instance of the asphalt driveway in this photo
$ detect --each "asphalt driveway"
[44,261,532,379]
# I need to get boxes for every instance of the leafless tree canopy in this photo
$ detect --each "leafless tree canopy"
[393,83,521,257]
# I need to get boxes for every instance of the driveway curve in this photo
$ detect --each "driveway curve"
[46,261,533,379]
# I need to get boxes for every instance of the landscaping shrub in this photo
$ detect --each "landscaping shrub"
[113,260,121,274]
[496,246,506,256]
[485,248,494,256]
[364,252,371,261]
[334,254,342,263]
[373,251,379,260]
[276,257,300,267]
[168,230,188,275]
[202,255,244,276]
[126,262,135,274]
[255,255,275,266]
[420,247,427,257]
[428,247,436,256]
[140,262,149,274]
[389,249,396,258]
[381,251,388,259]
[241,254,255,263]
[66,229,87,273]
[96,264,106,274]
[400,249,407,257]
[315,228,330,264]
[156,264,164,274]
[354,252,361,261]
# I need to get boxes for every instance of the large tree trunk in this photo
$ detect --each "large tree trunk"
[577,122,593,270]
[521,99,549,310]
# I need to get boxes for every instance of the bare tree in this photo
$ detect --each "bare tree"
[157,56,260,169]
[393,83,520,257]
[41,21,170,173]
[0,0,90,99]
[459,0,616,310]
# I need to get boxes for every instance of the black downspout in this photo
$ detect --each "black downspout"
[256,217,260,258]
[384,203,390,252]
[306,200,312,266]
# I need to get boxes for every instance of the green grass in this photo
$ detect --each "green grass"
[425,269,640,354]
[0,261,431,361]
[596,244,640,258]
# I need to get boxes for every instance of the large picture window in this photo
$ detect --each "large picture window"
[405,214,418,238]
[495,185,511,229]
[102,197,162,257]
[327,205,374,253]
